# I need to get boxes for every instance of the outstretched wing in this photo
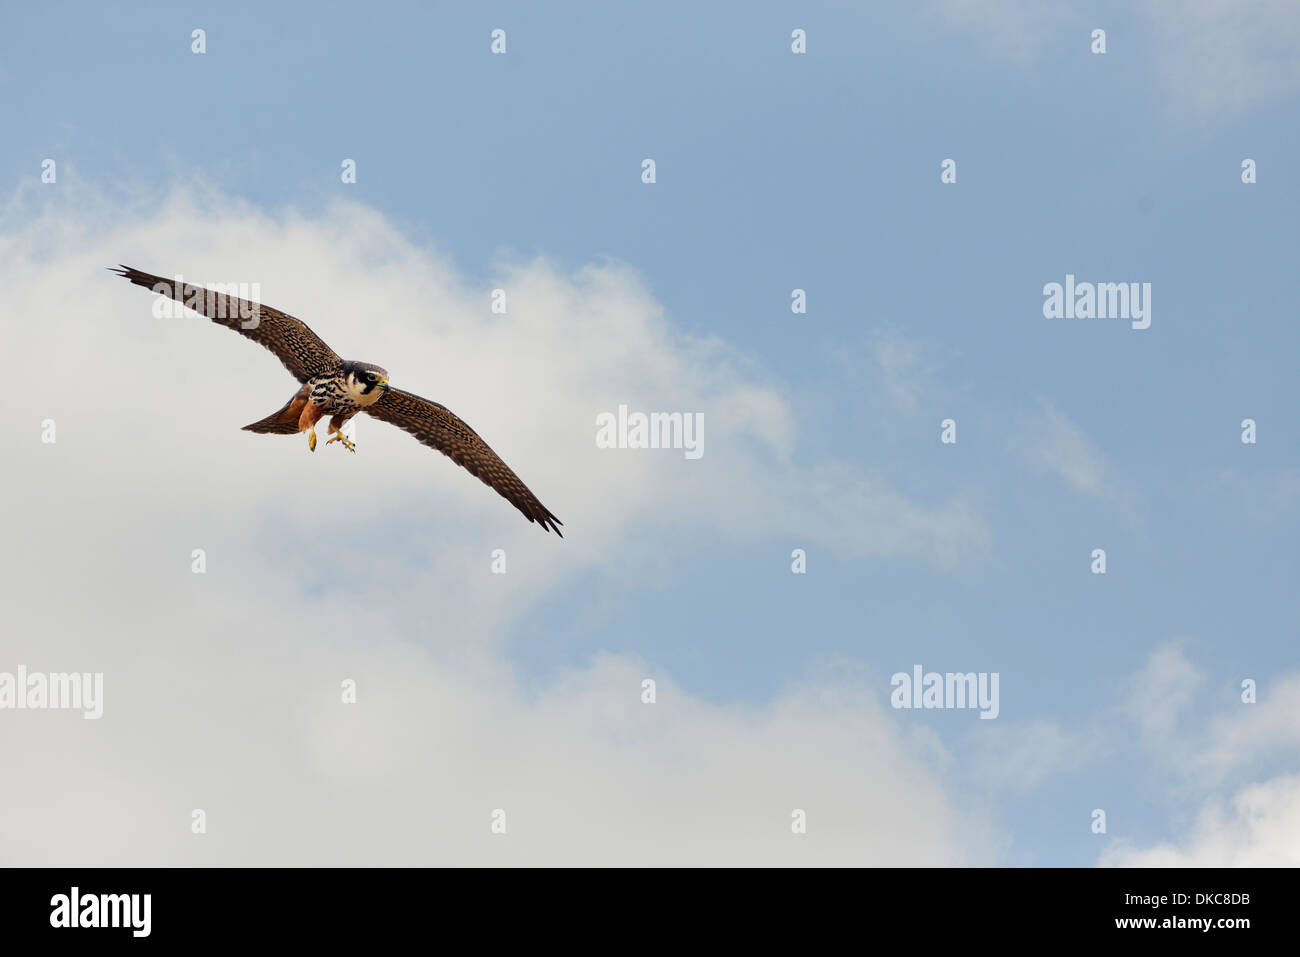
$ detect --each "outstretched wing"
[365,388,563,536]
[109,265,341,383]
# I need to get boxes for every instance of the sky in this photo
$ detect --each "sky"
[0,1,1297,865]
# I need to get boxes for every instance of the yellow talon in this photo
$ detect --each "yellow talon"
[308,430,317,452]
[326,431,356,453]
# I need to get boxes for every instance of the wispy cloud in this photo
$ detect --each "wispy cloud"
[924,0,1300,114]
[868,329,934,416]
[1139,0,1300,114]
[1022,403,1114,499]
[921,0,1080,66]
[967,719,1104,794]
[1120,641,1206,745]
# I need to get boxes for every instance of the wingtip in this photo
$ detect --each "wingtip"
[532,510,564,536]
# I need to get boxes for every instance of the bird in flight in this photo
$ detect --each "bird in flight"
[110,266,562,536]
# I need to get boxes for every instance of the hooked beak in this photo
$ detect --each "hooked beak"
[378,379,390,392]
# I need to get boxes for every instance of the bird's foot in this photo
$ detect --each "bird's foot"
[326,431,356,453]
[308,430,317,452]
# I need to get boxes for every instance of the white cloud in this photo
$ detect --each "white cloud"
[1118,644,1300,784]
[1193,672,1300,781]
[1103,646,1300,866]
[1102,774,1300,867]
[0,186,994,864]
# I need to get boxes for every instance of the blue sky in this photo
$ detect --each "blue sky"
[2,2,1297,865]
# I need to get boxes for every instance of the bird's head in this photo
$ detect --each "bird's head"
[343,361,391,399]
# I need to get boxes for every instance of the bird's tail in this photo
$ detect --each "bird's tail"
[242,389,308,434]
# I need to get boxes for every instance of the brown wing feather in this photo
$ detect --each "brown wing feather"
[365,388,563,536]
[109,265,341,383]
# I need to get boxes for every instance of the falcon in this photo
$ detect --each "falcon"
[110,266,562,536]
